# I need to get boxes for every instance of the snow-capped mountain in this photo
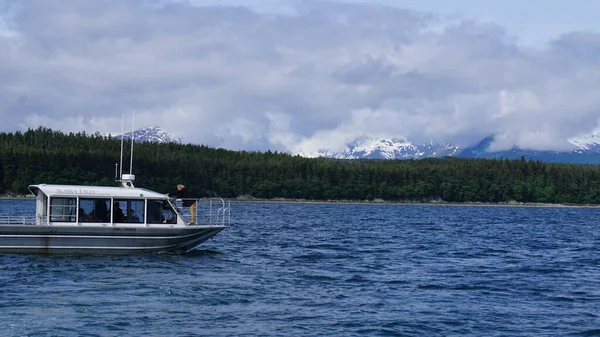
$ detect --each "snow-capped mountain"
[313,133,600,164]
[455,134,600,164]
[115,126,181,144]
[316,137,460,160]
[112,126,600,164]
[569,133,600,153]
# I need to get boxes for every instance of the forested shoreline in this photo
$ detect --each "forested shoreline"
[2,127,600,205]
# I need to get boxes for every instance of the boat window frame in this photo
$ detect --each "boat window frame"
[112,199,145,224]
[49,197,77,223]
[146,199,177,224]
[79,198,111,223]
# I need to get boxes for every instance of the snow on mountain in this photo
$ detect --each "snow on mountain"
[315,137,460,160]
[115,126,181,144]
[341,138,420,159]
[454,134,600,164]
[417,140,462,158]
[110,126,600,164]
[569,133,600,153]
[309,132,600,164]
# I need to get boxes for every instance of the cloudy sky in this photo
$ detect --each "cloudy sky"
[1,0,600,155]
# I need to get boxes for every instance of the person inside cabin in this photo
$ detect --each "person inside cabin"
[162,201,176,224]
[147,201,164,224]
[126,209,140,223]
[78,208,90,221]
[113,201,125,222]
[176,184,197,224]
[91,200,109,222]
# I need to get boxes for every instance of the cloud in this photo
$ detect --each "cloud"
[1,0,600,154]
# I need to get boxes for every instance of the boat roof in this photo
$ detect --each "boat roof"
[29,184,169,199]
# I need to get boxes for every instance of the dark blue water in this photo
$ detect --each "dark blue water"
[1,200,599,337]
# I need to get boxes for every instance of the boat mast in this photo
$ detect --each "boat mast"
[119,113,125,178]
[130,110,135,175]
[119,111,136,188]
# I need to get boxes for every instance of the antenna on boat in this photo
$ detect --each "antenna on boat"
[119,113,125,178]
[119,111,136,188]
[130,110,135,175]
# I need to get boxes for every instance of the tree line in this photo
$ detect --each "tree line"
[2,127,600,204]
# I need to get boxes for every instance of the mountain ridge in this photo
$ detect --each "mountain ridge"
[310,133,600,164]
[115,126,600,164]
[115,126,181,144]
[320,137,461,160]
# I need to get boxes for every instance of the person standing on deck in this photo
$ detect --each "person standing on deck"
[176,184,197,224]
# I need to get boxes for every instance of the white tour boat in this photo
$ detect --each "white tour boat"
[0,174,230,254]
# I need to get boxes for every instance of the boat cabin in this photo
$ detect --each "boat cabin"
[29,182,182,227]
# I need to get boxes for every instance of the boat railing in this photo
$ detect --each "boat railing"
[214,198,231,226]
[0,215,41,225]
[171,198,231,226]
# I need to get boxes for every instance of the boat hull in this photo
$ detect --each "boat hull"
[0,225,228,255]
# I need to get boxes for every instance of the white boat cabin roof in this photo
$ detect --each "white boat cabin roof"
[29,184,168,199]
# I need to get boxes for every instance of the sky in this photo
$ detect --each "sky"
[1,0,600,156]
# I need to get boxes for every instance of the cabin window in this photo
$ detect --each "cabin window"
[49,197,76,222]
[112,199,144,223]
[147,200,176,224]
[79,198,111,222]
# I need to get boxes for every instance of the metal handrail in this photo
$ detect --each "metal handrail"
[216,199,231,225]
[0,215,40,225]
[171,197,231,226]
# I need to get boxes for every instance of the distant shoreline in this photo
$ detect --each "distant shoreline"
[0,195,35,200]
[229,198,600,208]
[2,194,598,208]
